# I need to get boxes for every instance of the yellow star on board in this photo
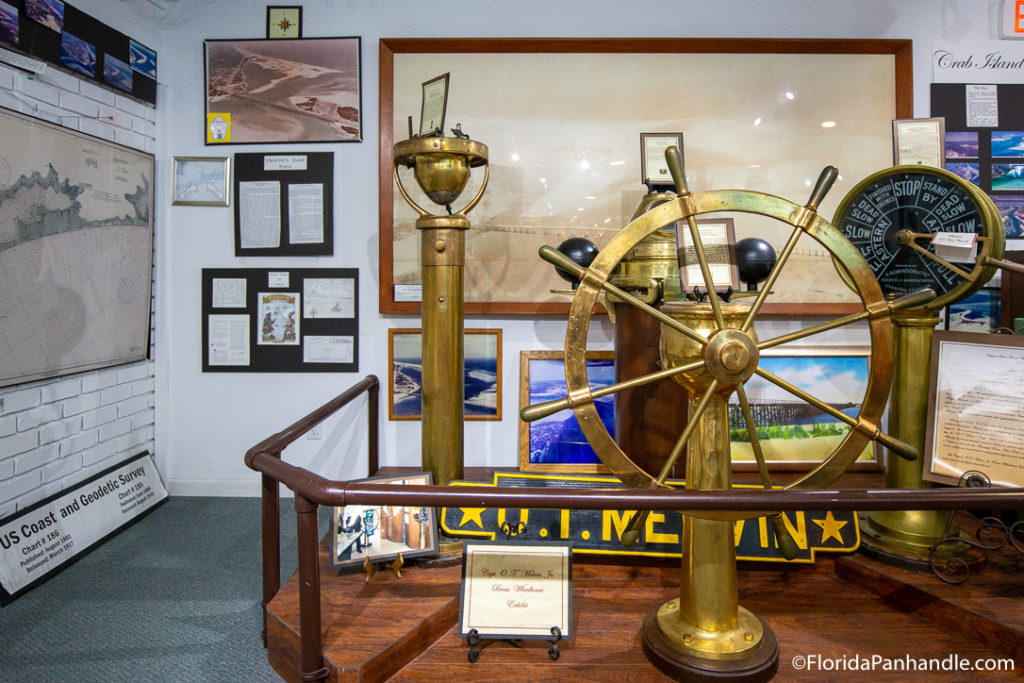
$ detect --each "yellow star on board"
[812,510,848,544]
[458,507,486,529]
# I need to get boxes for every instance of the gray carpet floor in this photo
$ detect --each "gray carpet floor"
[0,496,327,682]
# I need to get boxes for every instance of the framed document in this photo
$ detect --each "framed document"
[924,330,1024,488]
[171,156,230,206]
[641,132,683,187]
[675,217,740,292]
[419,72,450,137]
[459,542,572,639]
[893,117,945,167]
[266,6,302,39]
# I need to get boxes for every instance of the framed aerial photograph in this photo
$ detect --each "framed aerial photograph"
[518,350,614,473]
[388,328,501,421]
[204,37,361,144]
[380,38,911,316]
[171,156,230,206]
[330,472,438,569]
[729,346,880,471]
[945,288,1000,333]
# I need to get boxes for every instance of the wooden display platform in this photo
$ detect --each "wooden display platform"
[265,533,1023,681]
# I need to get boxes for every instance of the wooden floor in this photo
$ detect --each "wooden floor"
[265,525,1024,682]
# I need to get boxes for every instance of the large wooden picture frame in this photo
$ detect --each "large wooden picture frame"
[379,38,912,316]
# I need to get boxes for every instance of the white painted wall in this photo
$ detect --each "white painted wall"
[1,0,1012,505]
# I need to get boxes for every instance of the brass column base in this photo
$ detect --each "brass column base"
[641,601,778,682]
[859,512,984,571]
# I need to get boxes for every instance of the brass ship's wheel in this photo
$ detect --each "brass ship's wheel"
[522,150,926,525]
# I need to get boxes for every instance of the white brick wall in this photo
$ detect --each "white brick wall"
[0,60,157,519]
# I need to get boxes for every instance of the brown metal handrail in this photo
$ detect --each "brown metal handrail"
[244,374,379,658]
[245,434,1024,682]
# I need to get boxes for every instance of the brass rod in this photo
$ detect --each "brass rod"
[520,359,706,422]
[686,215,728,330]
[539,245,708,347]
[741,224,803,333]
[736,385,772,490]
[758,288,935,350]
[904,239,975,281]
[986,256,1024,276]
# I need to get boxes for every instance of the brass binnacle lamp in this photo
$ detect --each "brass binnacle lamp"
[393,135,489,486]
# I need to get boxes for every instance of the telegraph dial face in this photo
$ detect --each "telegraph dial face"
[833,165,1003,310]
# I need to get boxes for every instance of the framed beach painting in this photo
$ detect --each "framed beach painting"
[388,328,501,421]
[728,346,880,471]
[518,350,614,473]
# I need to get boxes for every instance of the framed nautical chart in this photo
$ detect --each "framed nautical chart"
[0,107,155,388]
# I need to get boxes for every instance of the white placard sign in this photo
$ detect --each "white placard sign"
[458,542,572,639]
[264,155,308,171]
[0,453,167,598]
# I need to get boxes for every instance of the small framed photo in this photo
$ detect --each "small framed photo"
[257,292,299,345]
[419,72,450,137]
[945,288,1000,333]
[730,345,881,471]
[330,472,439,569]
[640,132,683,187]
[388,328,501,421]
[675,217,740,292]
[892,117,944,167]
[266,6,302,39]
[518,350,614,473]
[171,156,230,206]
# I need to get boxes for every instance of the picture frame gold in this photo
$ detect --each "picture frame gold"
[380,37,912,316]
[171,156,230,206]
[266,6,302,39]
[518,350,613,474]
[388,328,502,421]
[730,345,881,472]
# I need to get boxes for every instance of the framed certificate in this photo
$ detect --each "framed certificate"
[419,72,450,137]
[893,117,945,167]
[641,132,683,187]
[675,217,740,292]
[267,6,302,39]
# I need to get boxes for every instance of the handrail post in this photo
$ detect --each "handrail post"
[368,380,379,477]
[259,465,281,647]
[296,494,327,682]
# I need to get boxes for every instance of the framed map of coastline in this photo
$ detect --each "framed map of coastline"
[379,38,911,316]
[0,106,155,389]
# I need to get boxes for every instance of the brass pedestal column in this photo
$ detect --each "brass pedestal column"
[642,302,778,681]
[861,308,967,560]
[393,136,489,486]
[420,216,468,486]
